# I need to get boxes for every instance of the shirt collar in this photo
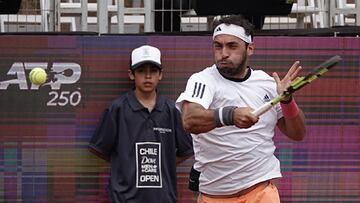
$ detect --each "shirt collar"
[127,90,165,112]
[217,66,252,82]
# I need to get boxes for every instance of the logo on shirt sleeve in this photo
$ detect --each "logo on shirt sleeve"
[192,82,206,99]
[135,142,162,188]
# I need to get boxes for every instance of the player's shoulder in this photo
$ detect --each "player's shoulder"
[250,68,274,81]
[189,65,218,81]
[195,65,217,75]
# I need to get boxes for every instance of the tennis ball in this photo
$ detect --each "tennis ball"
[29,68,47,85]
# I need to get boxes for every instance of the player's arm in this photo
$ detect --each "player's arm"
[274,61,306,141]
[181,101,258,134]
[277,103,306,141]
[181,101,216,134]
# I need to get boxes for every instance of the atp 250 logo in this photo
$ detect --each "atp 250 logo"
[0,62,82,107]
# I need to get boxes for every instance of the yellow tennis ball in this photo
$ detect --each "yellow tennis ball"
[30,68,47,85]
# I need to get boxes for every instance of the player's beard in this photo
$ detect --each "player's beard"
[217,52,247,77]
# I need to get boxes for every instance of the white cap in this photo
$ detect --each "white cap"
[131,45,162,70]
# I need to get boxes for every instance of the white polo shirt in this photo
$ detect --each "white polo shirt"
[176,65,283,195]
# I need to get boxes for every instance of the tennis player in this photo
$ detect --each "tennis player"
[89,45,194,203]
[176,15,306,202]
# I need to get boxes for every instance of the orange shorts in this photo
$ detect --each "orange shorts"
[197,181,280,203]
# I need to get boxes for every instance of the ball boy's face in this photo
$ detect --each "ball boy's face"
[128,64,162,93]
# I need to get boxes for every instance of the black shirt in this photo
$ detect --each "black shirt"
[89,90,193,203]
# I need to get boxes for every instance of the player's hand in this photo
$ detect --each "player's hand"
[273,61,302,101]
[233,107,259,128]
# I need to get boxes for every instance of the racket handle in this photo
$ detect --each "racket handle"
[252,102,273,117]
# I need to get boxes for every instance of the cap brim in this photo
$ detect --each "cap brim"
[131,61,162,70]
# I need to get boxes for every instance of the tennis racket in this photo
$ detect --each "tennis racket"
[252,55,342,117]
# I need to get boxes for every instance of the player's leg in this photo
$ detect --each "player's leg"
[196,181,280,203]
[244,182,280,203]
[197,194,240,203]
